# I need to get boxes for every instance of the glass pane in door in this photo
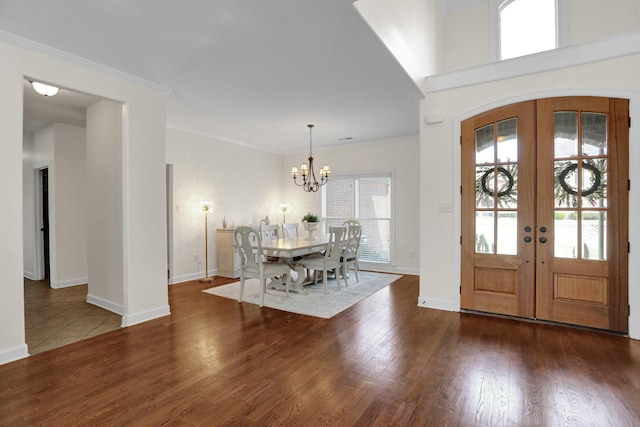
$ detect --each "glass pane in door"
[476,166,495,208]
[554,161,578,207]
[476,212,494,254]
[496,164,517,208]
[554,210,578,258]
[476,124,494,164]
[497,118,517,162]
[497,212,517,255]
[581,211,607,260]
[581,159,607,208]
[582,113,607,155]
[554,112,578,158]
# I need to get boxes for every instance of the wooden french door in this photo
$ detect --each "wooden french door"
[461,97,629,333]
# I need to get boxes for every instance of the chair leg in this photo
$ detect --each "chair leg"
[353,263,359,283]
[284,270,291,297]
[259,273,265,307]
[238,275,245,303]
[335,267,342,291]
[323,270,328,294]
[342,263,349,287]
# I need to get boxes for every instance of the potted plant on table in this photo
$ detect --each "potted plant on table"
[302,212,320,240]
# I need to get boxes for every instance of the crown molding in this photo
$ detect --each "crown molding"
[0,29,171,93]
[426,31,640,93]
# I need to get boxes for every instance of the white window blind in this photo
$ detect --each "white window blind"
[323,174,391,263]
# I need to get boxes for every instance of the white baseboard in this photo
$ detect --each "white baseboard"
[418,296,456,312]
[169,269,218,285]
[0,344,29,366]
[87,295,170,328]
[23,271,37,281]
[122,305,171,327]
[86,293,124,315]
[51,277,88,289]
[358,262,419,276]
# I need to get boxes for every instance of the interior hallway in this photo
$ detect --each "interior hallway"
[24,278,121,354]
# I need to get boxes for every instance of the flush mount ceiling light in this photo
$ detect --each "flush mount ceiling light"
[31,81,59,96]
[290,124,331,192]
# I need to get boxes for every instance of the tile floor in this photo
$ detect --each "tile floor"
[24,278,122,355]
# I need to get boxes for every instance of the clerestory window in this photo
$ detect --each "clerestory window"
[496,0,558,60]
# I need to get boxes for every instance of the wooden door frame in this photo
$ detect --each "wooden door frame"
[449,90,640,339]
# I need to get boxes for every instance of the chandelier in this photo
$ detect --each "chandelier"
[290,124,331,192]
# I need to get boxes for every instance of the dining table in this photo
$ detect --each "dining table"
[255,235,330,294]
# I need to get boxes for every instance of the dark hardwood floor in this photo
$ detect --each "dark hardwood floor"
[1,274,639,426]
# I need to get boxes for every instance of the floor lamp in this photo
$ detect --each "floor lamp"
[280,204,289,224]
[200,201,213,283]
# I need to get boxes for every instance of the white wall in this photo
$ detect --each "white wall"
[442,0,640,72]
[0,38,168,365]
[0,43,28,364]
[51,123,88,288]
[283,135,421,274]
[442,1,489,72]
[86,101,124,312]
[166,128,285,283]
[419,53,640,339]
[22,132,36,279]
[354,0,441,92]
[568,0,640,45]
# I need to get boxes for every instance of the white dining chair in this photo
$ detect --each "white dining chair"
[340,224,362,286]
[260,224,280,240]
[297,226,344,294]
[259,224,281,261]
[234,226,291,306]
[343,219,361,272]
[281,223,299,239]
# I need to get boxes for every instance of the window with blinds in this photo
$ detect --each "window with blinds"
[322,174,392,263]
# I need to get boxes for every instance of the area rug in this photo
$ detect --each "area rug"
[202,271,402,319]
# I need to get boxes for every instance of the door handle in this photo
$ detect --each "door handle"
[539,237,547,243]
[524,236,532,242]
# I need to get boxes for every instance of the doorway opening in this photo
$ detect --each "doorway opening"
[23,80,122,354]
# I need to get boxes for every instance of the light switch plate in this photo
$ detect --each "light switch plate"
[439,202,453,213]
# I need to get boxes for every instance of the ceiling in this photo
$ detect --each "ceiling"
[4,0,424,153]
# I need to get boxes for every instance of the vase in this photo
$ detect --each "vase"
[303,221,319,240]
